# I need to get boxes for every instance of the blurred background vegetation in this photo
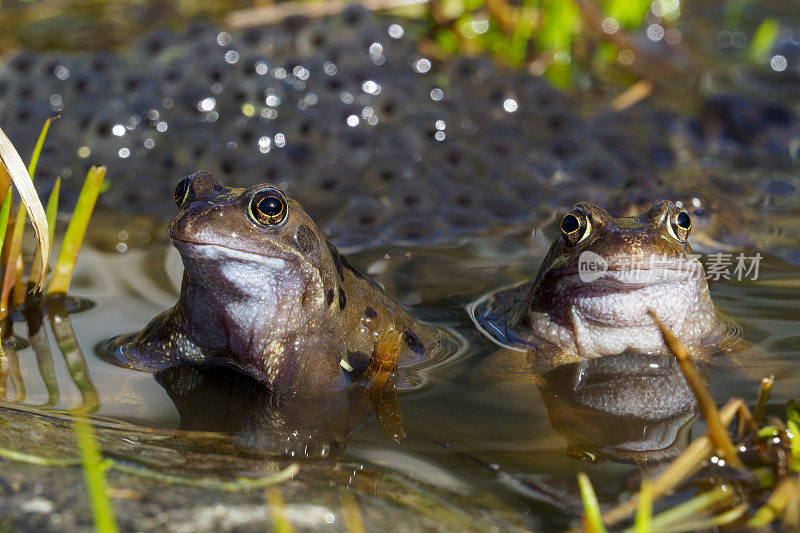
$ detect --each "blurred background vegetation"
[0,0,782,90]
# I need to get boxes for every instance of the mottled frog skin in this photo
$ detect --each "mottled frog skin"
[114,171,453,393]
[473,201,736,368]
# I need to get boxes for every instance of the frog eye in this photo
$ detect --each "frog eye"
[249,187,288,226]
[174,175,192,208]
[560,209,591,245]
[667,205,691,242]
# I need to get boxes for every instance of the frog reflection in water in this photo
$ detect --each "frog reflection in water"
[474,200,738,368]
[112,171,454,394]
[156,364,377,457]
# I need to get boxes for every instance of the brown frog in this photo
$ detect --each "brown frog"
[472,200,738,369]
[110,171,455,394]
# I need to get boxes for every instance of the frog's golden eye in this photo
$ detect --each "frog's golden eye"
[249,188,288,226]
[667,205,691,242]
[174,175,192,208]
[560,210,591,245]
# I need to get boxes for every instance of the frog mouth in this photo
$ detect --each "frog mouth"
[171,238,289,263]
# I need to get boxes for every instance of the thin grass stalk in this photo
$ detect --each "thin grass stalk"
[753,376,774,425]
[0,340,6,398]
[5,343,24,402]
[341,492,366,533]
[508,0,539,66]
[11,253,24,307]
[110,462,299,491]
[647,486,732,531]
[786,400,800,459]
[658,502,748,533]
[29,176,60,287]
[0,445,82,467]
[0,186,12,252]
[603,399,741,526]
[631,479,652,533]
[266,487,295,533]
[24,306,59,408]
[649,310,744,469]
[48,298,98,413]
[74,416,118,533]
[47,166,105,295]
[747,476,795,527]
[577,472,607,533]
[783,477,800,529]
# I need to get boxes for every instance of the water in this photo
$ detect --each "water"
[2,1,800,530]
[4,223,800,529]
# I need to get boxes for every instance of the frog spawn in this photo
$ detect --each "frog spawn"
[2,7,798,251]
[0,7,676,251]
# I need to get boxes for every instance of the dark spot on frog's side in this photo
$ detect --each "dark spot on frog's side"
[364,306,377,318]
[404,329,424,355]
[326,240,345,281]
[294,225,319,260]
[338,287,347,310]
[326,288,335,307]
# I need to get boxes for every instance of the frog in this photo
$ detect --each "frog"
[109,171,456,394]
[471,200,740,371]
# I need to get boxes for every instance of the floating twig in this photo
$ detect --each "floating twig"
[0,445,82,467]
[0,440,299,493]
[610,80,653,111]
[111,462,300,492]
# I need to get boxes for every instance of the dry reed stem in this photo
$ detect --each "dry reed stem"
[648,310,744,470]
[0,125,50,292]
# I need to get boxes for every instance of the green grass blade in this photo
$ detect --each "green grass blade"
[632,479,652,532]
[786,399,800,458]
[0,186,12,252]
[748,18,779,62]
[604,0,651,28]
[29,176,60,287]
[578,472,607,533]
[74,417,118,533]
[47,166,106,295]
[27,112,57,179]
[45,177,60,248]
[649,486,731,530]
[508,0,537,66]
